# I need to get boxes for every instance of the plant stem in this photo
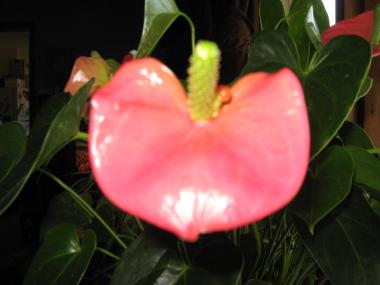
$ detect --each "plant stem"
[76,131,89,141]
[135,217,145,231]
[96,247,121,261]
[180,12,196,53]
[368,148,380,154]
[232,229,238,245]
[39,169,127,250]
[371,5,380,45]
[178,239,191,264]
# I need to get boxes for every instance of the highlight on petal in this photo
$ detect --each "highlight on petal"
[89,58,310,241]
[321,10,380,56]
[64,53,111,96]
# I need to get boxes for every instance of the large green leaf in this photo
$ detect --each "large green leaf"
[304,36,371,157]
[305,7,322,51]
[305,0,330,50]
[0,81,92,215]
[136,0,194,58]
[290,146,354,233]
[286,0,313,67]
[23,223,96,285]
[358,77,373,99]
[242,33,371,158]
[259,0,285,31]
[111,230,186,285]
[241,31,301,76]
[0,122,27,181]
[339,121,374,149]
[112,230,243,285]
[297,190,380,285]
[345,146,380,201]
[311,0,330,33]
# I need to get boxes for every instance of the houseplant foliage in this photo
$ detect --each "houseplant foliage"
[1,0,380,284]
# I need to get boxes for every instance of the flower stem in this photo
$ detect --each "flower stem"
[135,217,144,231]
[187,41,221,121]
[76,131,89,141]
[371,5,380,45]
[251,223,262,264]
[368,148,380,154]
[180,12,196,53]
[96,247,121,261]
[39,169,127,250]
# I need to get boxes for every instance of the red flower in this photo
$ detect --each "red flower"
[89,58,310,241]
[65,53,111,96]
[321,10,380,57]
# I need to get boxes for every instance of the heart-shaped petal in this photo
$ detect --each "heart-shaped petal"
[89,58,310,241]
[321,11,380,57]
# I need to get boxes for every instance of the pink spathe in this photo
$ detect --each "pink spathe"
[321,11,380,57]
[89,58,310,241]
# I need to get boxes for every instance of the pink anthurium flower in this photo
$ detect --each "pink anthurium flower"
[321,10,380,57]
[64,52,111,96]
[89,42,310,241]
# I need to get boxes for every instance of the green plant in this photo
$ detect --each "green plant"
[1,0,380,284]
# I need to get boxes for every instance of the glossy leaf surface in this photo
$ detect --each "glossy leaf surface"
[345,146,380,201]
[242,32,371,157]
[0,81,92,215]
[23,223,96,285]
[297,190,380,285]
[290,146,354,233]
[259,0,285,31]
[111,231,185,285]
[339,121,373,149]
[136,0,193,58]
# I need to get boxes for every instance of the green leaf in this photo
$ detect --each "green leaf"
[290,146,354,233]
[40,192,93,237]
[0,81,92,215]
[0,122,27,181]
[111,230,185,285]
[304,36,371,157]
[259,0,285,31]
[136,0,194,58]
[286,0,313,67]
[242,33,371,158]
[297,190,380,285]
[305,7,323,51]
[339,121,374,149]
[305,0,330,51]
[23,223,96,285]
[311,0,330,33]
[241,31,301,76]
[358,77,373,99]
[345,146,380,201]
